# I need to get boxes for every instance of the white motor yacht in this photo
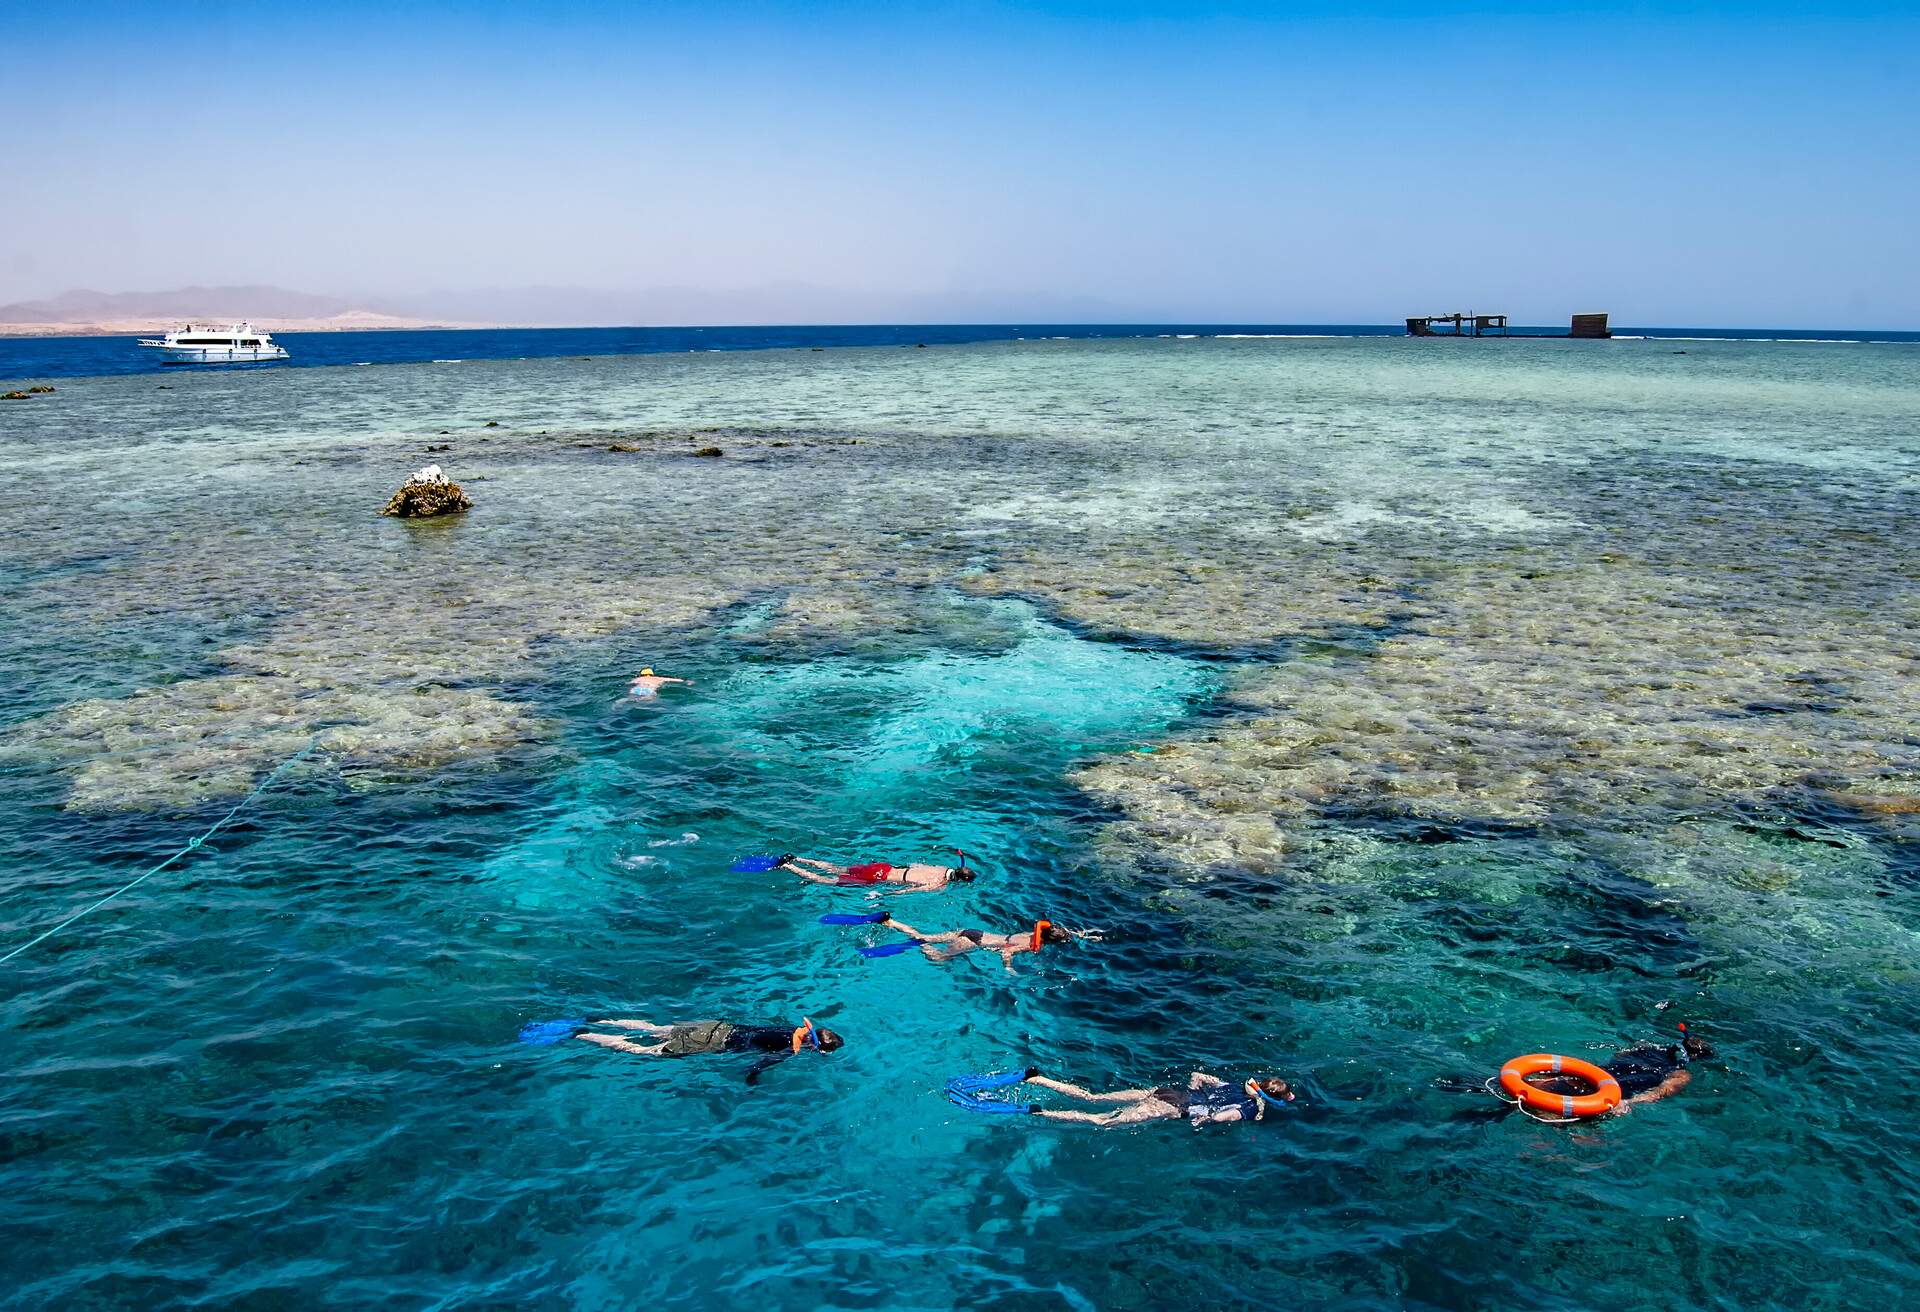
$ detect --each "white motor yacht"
[138,322,290,364]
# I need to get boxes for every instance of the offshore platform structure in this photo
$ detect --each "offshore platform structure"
[1406,312,1610,338]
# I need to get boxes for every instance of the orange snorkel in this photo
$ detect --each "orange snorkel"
[1032,920,1053,951]
[791,1017,819,1054]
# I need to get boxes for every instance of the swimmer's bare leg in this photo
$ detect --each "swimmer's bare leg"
[578,1032,669,1055]
[782,858,848,883]
[1026,1076,1153,1104]
[1033,1103,1170,1126]
[593,1019,671,1035]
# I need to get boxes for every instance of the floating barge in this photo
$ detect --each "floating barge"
[1406,312,1610,339]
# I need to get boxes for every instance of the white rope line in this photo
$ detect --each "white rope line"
[0,742,318,967]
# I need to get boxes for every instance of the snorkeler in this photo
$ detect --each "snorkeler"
[627,667,691,699]
[1438,1027,1713,1117]
[1013,1070,1296,1127]
[878,914,1081,970]
[576,1017,843,1084]
[779,851,977,893]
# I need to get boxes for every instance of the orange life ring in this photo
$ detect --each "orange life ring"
[1498,1053,1622,1118]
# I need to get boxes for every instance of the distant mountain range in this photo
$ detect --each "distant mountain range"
[378,283,1134,326]
[0,285,369,323]
[0,283,1137,329]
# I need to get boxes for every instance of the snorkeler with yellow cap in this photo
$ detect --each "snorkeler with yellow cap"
[627,667,692,699]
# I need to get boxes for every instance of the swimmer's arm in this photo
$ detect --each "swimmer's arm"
[1621,1069,1691,1110]
[999,948,1019,973]
[1190,1072,1227,1090]
[743,1052,791,1085]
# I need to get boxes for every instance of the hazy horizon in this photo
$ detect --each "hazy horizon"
[5,2,1917,329]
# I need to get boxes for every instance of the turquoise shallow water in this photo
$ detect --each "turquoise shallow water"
[2,337,1918,1308]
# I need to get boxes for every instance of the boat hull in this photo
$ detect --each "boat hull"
[148,345,289,364]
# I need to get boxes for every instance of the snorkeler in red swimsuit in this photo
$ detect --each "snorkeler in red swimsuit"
[778,855,977,893]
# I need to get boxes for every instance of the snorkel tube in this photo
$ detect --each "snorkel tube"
[1032,919,1053,951]
[791,1017,821,1054]
[1246,1079,1295,1119]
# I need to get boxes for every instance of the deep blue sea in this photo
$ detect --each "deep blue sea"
[2,333,1917,1309]
[3,321,1916,381]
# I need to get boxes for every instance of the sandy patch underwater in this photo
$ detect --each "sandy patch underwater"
[1,335,1918,1309]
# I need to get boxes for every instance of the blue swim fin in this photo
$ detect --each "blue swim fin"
[819,912,890,925]
[859,940,922,958]
[948,1070,1030,1095]
[730,854,786,873]
[945,1072,1036,1114]
[948,1092,1035,1114]
[518,1018,586,1046]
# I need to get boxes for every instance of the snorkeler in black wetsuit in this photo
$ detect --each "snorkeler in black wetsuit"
[1438,1030,1713,1118]
[577,1017,844,1084]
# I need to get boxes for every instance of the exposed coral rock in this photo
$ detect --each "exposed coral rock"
[693,446,724,457]
[381,465,472,518]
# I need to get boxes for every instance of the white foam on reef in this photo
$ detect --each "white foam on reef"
[964,484,1189,532]
[1286,500,1406,539]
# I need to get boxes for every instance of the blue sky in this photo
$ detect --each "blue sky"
[4,1,1915,325]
